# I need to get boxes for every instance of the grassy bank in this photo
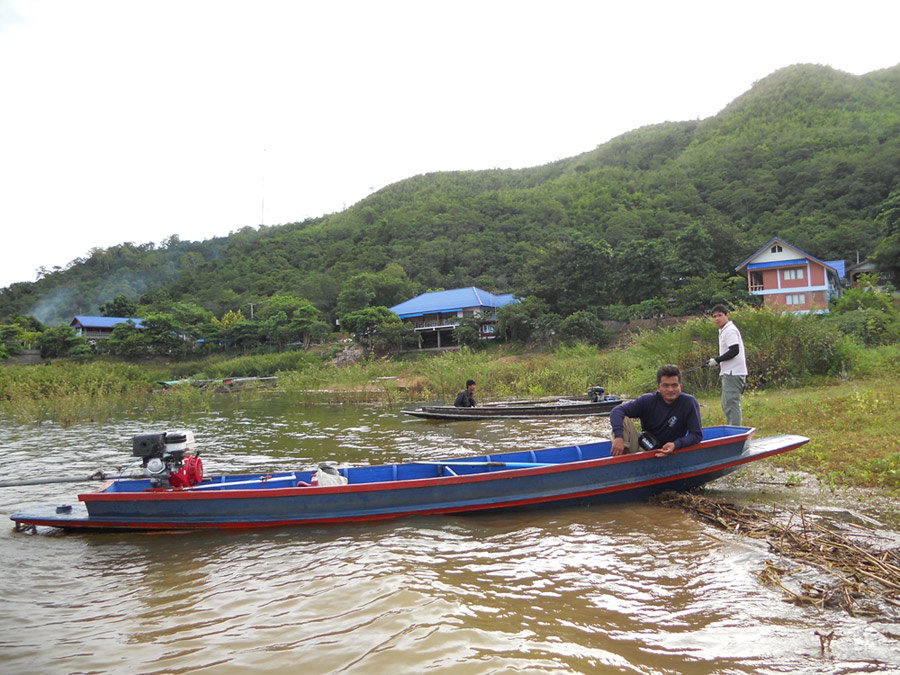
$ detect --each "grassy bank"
[697,380,900,492]
[274,343,900,492]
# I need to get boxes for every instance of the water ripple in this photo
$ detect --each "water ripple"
[2,400,898,673]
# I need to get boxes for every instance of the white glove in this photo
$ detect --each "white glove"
[707,358,718,368]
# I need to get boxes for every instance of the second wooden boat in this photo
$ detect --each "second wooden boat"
[403,396,624,420]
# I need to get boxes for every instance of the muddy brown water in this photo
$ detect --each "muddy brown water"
[1,397,898,674]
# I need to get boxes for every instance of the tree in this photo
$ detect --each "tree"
[212,309,246,331]
[170,302,213,329]
[872,188,900,279]
[452,314,484,348]
[374,314,420,354]
[669,223,714,280]
[259,311,293,349]
[495,297,550,343]
[335,264,417,316]
[289,304,330,349]
[833,273,897,314]
[610,239,670,305]
[517,235,614,315]
[335,283,376,317]
[558,310,613,346]
[142,312,186,355]
[13,315,44,332]
[37,325,90,359]
[226,320,263,354]
[667,273,758,316]
[256,296,329,349]
[875,188,900,238]
[0,323,26,357]
[106,320,149,358]
[99,294,138,318]
[340,306,399,353]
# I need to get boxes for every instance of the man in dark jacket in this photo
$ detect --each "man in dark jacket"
[454,379,477,407]
[609,364,702,457]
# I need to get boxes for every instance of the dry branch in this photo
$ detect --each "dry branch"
[655,491,900,617]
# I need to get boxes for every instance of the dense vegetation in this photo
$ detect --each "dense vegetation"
[1,64,899,337]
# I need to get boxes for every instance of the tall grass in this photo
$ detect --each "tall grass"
[0,361,155,426]
[276,344,621,405]
[166,350,321,380]
[0,353,309,426]
[732,379,900,492]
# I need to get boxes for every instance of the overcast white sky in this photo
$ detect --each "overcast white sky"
[1,0,898,289]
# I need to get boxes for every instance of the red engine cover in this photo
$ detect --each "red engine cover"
[168,455,204,488]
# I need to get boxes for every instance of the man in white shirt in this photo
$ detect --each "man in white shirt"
[708,304,747,425]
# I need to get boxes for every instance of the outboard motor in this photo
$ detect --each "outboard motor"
[132,430,203,488]
[588,386,606,402]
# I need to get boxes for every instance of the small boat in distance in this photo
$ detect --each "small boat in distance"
[404,385,625,420]
[10,426,808,532]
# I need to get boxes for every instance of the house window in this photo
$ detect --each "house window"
[785,293,806,305]
[771,244,783,253]
[783,268,804,280]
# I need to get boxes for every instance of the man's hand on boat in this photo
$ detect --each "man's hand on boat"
[610,437,675,458]
[654,442,676,458]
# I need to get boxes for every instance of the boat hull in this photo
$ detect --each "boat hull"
[10,427,808,531]
[404,398,623,420]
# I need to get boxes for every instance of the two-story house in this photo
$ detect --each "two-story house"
[734,238,844,312]
[390,287,517,348]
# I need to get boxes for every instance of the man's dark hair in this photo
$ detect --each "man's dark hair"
[656,364,681,384]
[466,379,476,387]
[710,303,729,315]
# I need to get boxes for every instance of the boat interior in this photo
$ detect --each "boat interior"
[99,426,752,494]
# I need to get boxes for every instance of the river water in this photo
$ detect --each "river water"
[1,396,898,674]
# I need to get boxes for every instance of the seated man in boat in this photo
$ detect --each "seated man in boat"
[609,364,702,457]
[453,379,477,407]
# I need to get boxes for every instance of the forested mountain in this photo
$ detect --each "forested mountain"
[3,63,900,327]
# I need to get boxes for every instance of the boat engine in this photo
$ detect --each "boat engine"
[132,430,203,488]
[588,386,606,402]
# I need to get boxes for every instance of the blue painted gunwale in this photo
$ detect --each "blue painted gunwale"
[10,426,809,531]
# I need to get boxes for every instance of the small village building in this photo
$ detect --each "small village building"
[734,238,844,313]
[390,287,517,348]
[70,316,145,340]
[846,259,895,288]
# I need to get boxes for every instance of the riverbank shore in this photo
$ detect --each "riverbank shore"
[2,341,898,493]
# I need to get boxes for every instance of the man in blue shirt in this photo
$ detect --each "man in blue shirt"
[609,364,702,457]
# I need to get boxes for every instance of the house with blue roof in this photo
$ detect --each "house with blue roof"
[390,287,517,348]
[734,238,844,313]
[70,316,145,340]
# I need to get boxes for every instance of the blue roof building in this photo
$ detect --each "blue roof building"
[390,287,517,348]
[70,315,145,340]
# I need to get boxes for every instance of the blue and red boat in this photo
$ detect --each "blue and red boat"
[10,426,808,532]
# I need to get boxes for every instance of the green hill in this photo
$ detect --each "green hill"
[3,63,899,326]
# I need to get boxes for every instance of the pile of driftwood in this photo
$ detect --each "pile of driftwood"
[655,491,900,618]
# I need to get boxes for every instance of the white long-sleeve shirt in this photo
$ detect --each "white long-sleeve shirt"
[718,320,747,376]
